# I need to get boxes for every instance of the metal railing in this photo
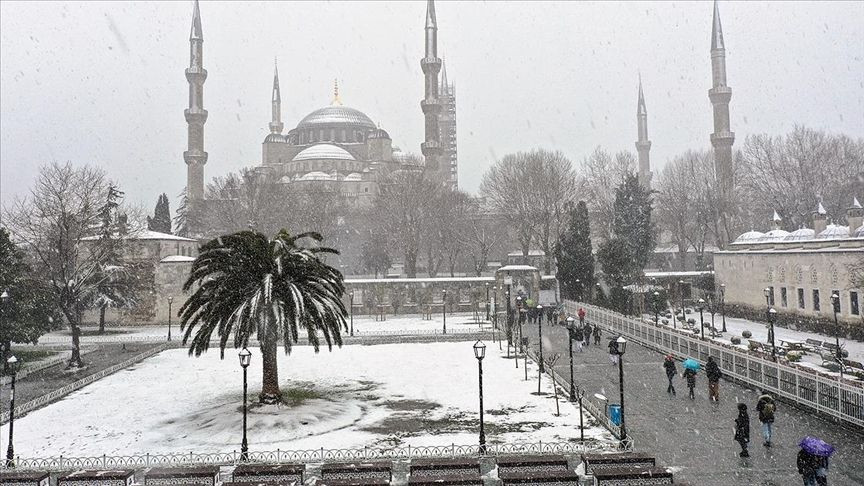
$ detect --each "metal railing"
[0,348,98,386]
[565,301,864,428]
[1,343,169,425]
[3,441,613,471]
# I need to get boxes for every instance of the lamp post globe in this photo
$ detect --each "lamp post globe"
[6,355,19,467]
[614,336,627,447]
[473,340,487,454]
[238,348,252,460]
[566,316,576,400]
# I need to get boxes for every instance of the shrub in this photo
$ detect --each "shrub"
[687,318,696,325]
[662,319,669,325]
[748,341,761,351]
[742,330,752,339]
[786,350,804,362]
[730,336,742,345]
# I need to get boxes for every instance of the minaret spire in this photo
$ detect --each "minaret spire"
[635,74,652,190]
[420,0,442,172]
[440,59,449,97]
[709,0,735,244]
[269,59,283,135]
[184,0,208,203]
[332,78,342,106]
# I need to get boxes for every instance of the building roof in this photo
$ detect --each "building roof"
[160,255,196,263]
[732,230,765,244]
[298,171,335,181]
[507,250,545,257]
[817,224,850,240]
[497,265,539,272]
[296,105,376,130]
[82,230,197,242]
[292,143,356,162]
[784,228,816,241]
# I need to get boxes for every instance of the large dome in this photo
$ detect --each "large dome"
[297,105,376,130]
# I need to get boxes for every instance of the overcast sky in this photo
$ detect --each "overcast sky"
[1,1,862,210]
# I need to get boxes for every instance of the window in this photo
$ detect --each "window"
[767,286,775,306]
[812,289,820,311]
[831,290,841,313]
[852,291,860,316]
[780,287,788,308]
[797,288,805,309]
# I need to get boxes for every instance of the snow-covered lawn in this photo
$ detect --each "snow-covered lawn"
[649,309,864,364]
[2,341,613,458]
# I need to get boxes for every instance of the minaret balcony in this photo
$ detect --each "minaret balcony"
[708,86,732,103]
[421,141,442,156]
[710,132,735,147]
[420,57,442,73]
[185,67,208,81]
[184,108,209,123]
[420,100,442,114]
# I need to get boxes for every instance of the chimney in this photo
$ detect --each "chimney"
[771,210,782,231]
[813,202,828,235]
[848,197,863,233]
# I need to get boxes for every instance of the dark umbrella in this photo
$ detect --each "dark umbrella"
[799,436,835,457]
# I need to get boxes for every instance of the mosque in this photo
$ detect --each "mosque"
[182,0,458,210]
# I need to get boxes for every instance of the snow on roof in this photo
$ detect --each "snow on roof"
[507,250,545,256]
[82,230,197,242]
[292,143,356,162]
[160,255,196,263]
[497,265,539,272]
[644,270,714,278]
[345,276,494,284]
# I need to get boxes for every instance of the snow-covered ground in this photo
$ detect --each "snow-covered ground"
[2,341,613,458]
[649,309,864,363]
[35,314,491,344]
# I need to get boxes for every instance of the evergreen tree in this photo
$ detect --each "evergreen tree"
[612,173,656,275]
[147,193,172,234]
[555,200,594,301]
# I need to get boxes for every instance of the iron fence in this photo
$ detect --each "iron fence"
[2,441,612,472]
[565,301,864,428]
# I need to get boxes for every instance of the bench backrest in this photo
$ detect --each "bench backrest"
[805,339,823,346]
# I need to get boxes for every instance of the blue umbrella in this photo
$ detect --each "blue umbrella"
[682,358,701,371]
[799,436,835,457]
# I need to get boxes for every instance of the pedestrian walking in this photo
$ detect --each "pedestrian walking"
[593,326,601,345]
[574,325,584,352]
[683,367,697,399]
[583,322,592,347]
[663,355,677,395]
[756,393,777,447]
[608,337,619,365]
[797,448,825,486]
[706,356,722,402]
[734,403,751,458]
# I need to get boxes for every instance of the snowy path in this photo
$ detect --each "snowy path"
[1,341,613,458]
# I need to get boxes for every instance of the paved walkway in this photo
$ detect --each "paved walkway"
[519,320,864,485]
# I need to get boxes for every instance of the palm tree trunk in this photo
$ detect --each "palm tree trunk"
[259,336,282,404]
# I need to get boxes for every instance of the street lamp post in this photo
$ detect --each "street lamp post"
[349,291,354,337]
[614,336,628,447]
[167,296,174,342]
[6,355,19,468]
[719,284,727,332]
[442,289,447,335]
[831,293,843,376]
[697,298,705,340]
[566,316,576,401]
[575,385,586,441]
[238,348,252,461]
[767,308,778,362]
[1,290,9,374]
[708,295,716,335]
[536,305,544,373]
[485,283,490,321]
[473,341,487,454]
[678,280,685,330]
[653,291,660,327]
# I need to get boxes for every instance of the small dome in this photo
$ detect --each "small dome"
[817,224,850,240]
[344,172,363,181]
[298,171,334,181]
[368,128,390,140]
[733,230,765,244]
[760,229,790,242]
[784,228,816,241]
[264,133,286,143]
[292,143,356,162]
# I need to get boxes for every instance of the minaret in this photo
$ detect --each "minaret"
[709,0,734,199]
[635,75,652,190]
[438,59,458,188]
[269,60,283,135]
[420,0,442,172]
[184,0,208,203]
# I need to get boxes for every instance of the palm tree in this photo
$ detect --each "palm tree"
[179,230,347,404]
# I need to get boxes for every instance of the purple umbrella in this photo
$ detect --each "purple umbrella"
[799,436,835,457]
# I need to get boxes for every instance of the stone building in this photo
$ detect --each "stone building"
[714,202,864,324]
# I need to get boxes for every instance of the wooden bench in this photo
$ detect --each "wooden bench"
[0,471,50,486]
[145,466,220,486]
[59,470,136,486]
[581,453,656,475]
[498,469,579,485]
[804,338,823,352]
[591,467,672,485]
[496,454,569,474]
[232,464,304,484]
[408,457,482,485]
[320,462,392,482]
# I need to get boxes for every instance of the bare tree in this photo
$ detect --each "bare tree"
[201,168,292,237]
[577,147,636,241]
[462,198,505,276]
[4,162,137,367]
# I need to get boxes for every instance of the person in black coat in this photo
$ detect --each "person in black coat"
[797,448,828,486]
[706,356,722,402]
[583,322,593,347]
[683,367,698,399]
[663,355,677,395]
[734,403,750,458]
